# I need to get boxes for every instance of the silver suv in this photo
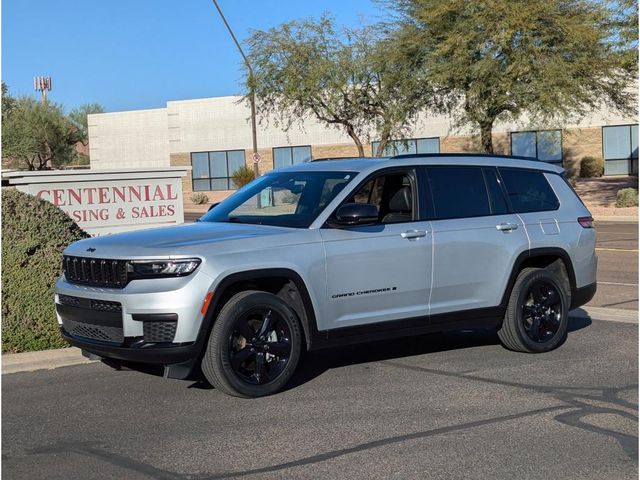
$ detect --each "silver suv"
[55,154,597,397]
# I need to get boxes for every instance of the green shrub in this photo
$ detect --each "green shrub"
[1,189,89,352]
[579,156,604,178]
[232,165,256,189]
[190,192,209,204]
[615,188,639,208]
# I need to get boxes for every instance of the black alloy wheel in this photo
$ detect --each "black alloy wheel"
[201,290,302,397]
[497,267,569,353]
[521,280,562,343]
[228,307,292,385]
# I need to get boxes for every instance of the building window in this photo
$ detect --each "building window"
[603,125,638,175]
[510,130,562,163]
[371,137,440,157]
[273,146,312,169]
[191,150,246,191]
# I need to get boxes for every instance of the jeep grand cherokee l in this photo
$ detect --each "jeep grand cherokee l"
[55,154,597,397]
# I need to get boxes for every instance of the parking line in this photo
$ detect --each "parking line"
[599,281,638,287]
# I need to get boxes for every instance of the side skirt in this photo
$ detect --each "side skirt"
[309,306,504,350]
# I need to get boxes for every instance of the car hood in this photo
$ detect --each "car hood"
[64,222,309,258]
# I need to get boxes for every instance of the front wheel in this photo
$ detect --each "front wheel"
[498,267,569,353]
[201,290,302,398]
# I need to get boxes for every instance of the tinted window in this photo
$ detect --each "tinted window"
[482,168,509,215]
[427,167,491,219]
[499,168,559,213]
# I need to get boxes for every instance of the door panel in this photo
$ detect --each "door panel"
[429,214,528,317]
[321,222,432,328]
[320,167,432,329]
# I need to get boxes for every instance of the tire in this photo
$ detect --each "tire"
[201,290,302,398]
[498,267,569,353]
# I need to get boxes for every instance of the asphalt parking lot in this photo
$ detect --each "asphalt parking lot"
[3,220,637,479]
[590,221,638,311]
[3,313,637,479]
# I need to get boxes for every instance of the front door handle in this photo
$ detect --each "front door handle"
[401,230,427,239]
[496,223,519,232]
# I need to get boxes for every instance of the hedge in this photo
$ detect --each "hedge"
[579,156,604,178]
[616,188,639,208]
[2,189,89,352]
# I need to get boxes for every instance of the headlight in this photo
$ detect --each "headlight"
[128,258,201,278]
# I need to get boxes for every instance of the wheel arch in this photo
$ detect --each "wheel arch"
[198,268,320,352]
[500,247,576,310]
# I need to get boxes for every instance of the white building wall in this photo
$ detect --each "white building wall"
[166,96,353,154]
[88,93,637,169]
[89,108,169,170]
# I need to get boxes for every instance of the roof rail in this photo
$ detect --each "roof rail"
[310,156,379,162]
[390,152,539,162]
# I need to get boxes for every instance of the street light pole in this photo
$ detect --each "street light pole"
[210,0,260,180]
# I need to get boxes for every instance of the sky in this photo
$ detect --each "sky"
[2,0,385,113]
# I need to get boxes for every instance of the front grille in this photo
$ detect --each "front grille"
[63,256,128,288]
[143,321,177,343]
[58,294,122,312]
[58,294,81,307]
[91,299,122,312]
[61,318,124,344]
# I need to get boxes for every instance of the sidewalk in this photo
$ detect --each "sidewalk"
[3,306,636,375]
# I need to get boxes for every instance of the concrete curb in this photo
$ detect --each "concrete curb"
[2,307,636,375]
[2,347,95,375]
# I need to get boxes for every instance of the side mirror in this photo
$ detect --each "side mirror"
[334,203,378,226]
[208,202,220,212]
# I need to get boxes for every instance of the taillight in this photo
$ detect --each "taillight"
[578,216,594,228]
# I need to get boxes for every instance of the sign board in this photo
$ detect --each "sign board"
[2,167,190,236]
[252,152,262,164]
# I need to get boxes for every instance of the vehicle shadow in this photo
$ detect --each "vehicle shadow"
[185,314,592,391]
[285,314,592,392]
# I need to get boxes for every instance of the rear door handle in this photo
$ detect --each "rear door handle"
[496,223,518,232]
[401,230,427,239]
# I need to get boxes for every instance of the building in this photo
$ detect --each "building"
[88,95,638,204]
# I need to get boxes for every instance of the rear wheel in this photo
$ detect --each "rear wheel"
[201,290,302,398]
[498,267,569,353]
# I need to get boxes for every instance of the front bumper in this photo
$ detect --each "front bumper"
[54,269,215,371]
[60,329,200,365]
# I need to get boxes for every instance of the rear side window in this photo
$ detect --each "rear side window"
[426,167,491,219]
[498,168,559,213]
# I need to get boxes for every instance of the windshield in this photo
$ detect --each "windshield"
[200,170,358,228]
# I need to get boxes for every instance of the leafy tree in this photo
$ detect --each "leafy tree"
[69,102,104,145]
[246,15,429,156]
[2,82,16,120]
[388,0,638,152]
[2,97,83,170]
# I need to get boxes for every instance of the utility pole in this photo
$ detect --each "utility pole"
[210,0,260,180]
[34,76,52,104]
